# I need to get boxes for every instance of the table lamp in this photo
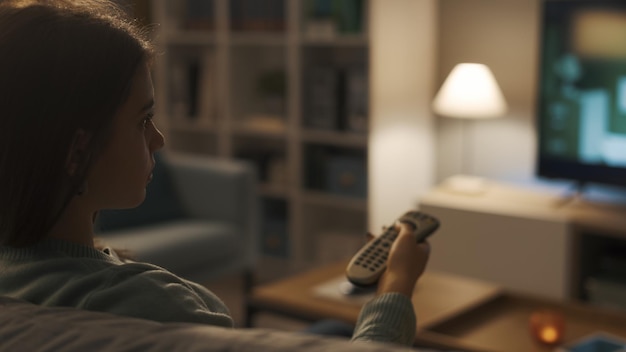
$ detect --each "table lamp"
[432,63,508,194]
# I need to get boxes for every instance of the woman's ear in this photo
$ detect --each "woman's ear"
[65,129,90,176]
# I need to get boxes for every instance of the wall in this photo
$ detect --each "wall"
[369,0,544,231]
[436,0,541,186]
[369,0,626,232]
[368,0,438,231]
[435,0,626,204]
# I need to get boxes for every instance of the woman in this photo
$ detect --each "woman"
[0,0,430,346]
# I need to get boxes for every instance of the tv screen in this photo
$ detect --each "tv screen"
[537,0,626,187]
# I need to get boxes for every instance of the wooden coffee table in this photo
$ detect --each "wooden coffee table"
[247,260,626,351]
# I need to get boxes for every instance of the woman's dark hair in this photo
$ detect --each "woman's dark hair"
[0,0,154,246]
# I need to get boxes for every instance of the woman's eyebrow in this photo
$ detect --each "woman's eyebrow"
[138,99,154,114]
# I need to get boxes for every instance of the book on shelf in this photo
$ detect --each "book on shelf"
[182,0,215,30]
[230,0,285,32]
[168,59,188,120]
[344,66,368,133]
[261,198,289,258]
[304,145,330,191]
[304,144,366,198]
[235,148,286,185]
[303,65,368,134]
[198,51,216,125]
[168,50,216,127]
[303,66,340,130]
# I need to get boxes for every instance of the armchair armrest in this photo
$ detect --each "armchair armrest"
[163,152,260,266]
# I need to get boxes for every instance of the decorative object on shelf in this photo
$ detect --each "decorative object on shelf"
[303,0,336,39]
[432,63,508,195]
[528,309,565,347]
[326,154,367,198]
[303,0,364,38]
[254,69,286,121]
[333,0,364,34]
[304,66,340,130]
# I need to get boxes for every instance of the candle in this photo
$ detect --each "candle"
[529,309,565,346]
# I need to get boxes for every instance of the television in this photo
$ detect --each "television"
[537,0,626,189]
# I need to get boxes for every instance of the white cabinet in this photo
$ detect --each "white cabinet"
[419,180,626,301]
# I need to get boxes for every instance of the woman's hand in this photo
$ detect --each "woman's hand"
[376,222,431,298]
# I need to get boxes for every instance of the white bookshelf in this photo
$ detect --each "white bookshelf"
[151,0,369,270]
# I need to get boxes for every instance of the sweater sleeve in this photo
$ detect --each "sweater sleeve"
[350,293,416,345]
[81,263,234,327]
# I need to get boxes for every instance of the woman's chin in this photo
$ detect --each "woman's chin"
[121,191,147,209]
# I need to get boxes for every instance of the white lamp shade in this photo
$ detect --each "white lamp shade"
[432,63,508,119]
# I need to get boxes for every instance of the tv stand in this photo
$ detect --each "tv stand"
[553,181,588,208]
[419,178,626,307]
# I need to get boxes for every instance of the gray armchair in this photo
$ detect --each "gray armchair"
[95,152,259,284]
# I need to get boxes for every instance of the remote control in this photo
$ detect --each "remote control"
[345,210,440,287]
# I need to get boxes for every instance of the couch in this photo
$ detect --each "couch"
[95,151,259,284]
[0,296,417,352]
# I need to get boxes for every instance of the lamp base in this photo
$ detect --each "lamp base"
[442,174,489,195]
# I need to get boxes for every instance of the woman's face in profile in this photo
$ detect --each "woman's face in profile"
[85,63,165,210]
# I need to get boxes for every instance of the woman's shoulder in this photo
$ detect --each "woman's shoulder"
[82,260,233,326]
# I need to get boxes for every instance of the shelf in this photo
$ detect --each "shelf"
[153,0,370,264]
[301,129,367,148]
[230,33,287,46]
[233,118,288,139]
[301,190,367,212]
[301,35,368,47]
[164,32,218,46]
[168,118,216,133]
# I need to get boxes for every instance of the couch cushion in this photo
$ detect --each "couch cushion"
[0,296,413,352]
[96,152,187,232]
[99,220,240,278]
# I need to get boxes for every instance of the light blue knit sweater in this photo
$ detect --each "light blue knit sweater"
[0,238,416,345]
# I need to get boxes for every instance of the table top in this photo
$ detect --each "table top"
[249,260,502,329]
[249,260,626,351]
